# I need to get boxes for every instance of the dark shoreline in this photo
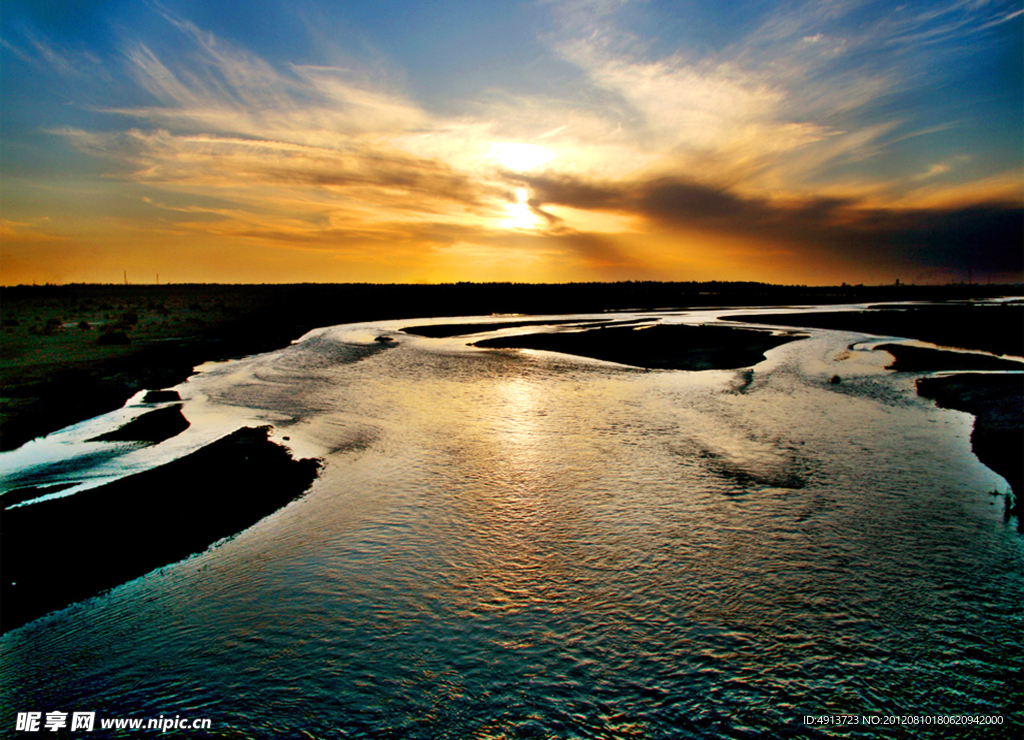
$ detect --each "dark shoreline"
[401,318,594,337]
[729,304,1024,357]
[87,404,191,444]
[0,426,322,633]
[471,323,802,371]
[877,344,1023,372]
[917,374,1023,526]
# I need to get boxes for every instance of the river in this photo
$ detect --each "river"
[1,305,1021,738]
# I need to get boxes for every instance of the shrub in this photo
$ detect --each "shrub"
[97,331,131,345]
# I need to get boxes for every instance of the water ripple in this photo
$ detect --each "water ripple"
[2,311,1021,738]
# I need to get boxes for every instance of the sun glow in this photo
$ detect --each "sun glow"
[489,143,552,172]
[503,187,541,229]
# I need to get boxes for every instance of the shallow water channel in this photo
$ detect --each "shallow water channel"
[2,306,1021,738]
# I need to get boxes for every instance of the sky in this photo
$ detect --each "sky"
[1,0,1021,285]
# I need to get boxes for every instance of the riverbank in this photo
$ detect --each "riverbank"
[917,374,1023,525]
[877,344,1023,372]
[471,323,803,370]
[3,284,1019,450]
[729,303,1024,357]
[0,426,321,633]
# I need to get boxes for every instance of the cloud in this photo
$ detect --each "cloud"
[117,49,427,145]
[540,0,1023,196]
[2,29,105,78]
[521,171,1024,275]
[7,1,1020,284]
[0,218,65,242]
[55,1,1024,211]
[44,18,549,249]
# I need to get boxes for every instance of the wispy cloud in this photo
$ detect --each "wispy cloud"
[542,0,1022,196]
[9,33,104,77]
[0,218,65,242]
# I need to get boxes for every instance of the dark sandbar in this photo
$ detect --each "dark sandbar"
[401,319,598,338]
[87,405,191,444]
[729,304,1024,357]
[0,426,322,633]
[879,344,1023,372]
[473,323,801,371]
[142,389,182,404]
[917,374,1023,523]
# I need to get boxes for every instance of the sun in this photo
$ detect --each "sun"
[489,143,552,172]
[504,187,541,229]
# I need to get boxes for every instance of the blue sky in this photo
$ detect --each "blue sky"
[2,0,1021,284]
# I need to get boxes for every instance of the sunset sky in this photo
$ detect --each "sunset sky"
[2,0,1021,285]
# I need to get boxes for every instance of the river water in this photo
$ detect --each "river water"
[1,306,1021,738]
